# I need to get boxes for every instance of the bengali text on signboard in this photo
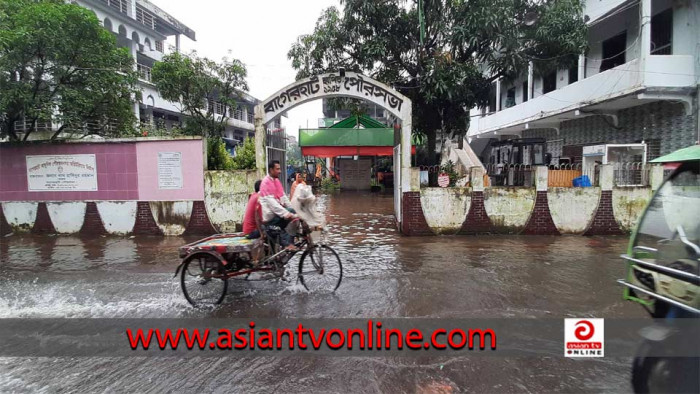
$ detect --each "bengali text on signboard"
[26,154,98,192]
[157,152,183,189]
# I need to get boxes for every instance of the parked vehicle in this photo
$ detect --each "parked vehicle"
[617,145,700,393]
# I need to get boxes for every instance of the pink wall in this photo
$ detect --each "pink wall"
[0,142,138,201]
[136,139,204,201]
[0,138,204,202]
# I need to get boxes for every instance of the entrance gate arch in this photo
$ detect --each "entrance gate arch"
[254,71,412,229]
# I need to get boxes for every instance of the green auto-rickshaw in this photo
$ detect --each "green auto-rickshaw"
[617,144,699,393]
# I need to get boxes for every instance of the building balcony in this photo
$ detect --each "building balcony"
[226,117,255,132]
[99,0,130,16]
[210,104,254,131]
[468,55,696,138]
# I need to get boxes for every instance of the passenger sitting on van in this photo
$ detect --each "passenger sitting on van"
[243,180,262,239]
[290,173,306,200]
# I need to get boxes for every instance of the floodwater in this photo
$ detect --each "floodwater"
[0,191,644,393]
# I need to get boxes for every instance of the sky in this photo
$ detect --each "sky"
[149,0,342,139]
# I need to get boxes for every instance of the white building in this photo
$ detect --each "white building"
[74,0,262,143]
[467,0,700,166]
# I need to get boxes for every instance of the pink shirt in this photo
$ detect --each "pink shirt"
[242,193,261,235]
[259,175,291,222]
[259,175,285,200]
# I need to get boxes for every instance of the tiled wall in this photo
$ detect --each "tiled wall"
[0,139,204,202]
[0,143,138,201]
[523,101,697,161]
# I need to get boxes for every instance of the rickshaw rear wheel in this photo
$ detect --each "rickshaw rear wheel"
[180,252,228,306]
[632,339,699,393]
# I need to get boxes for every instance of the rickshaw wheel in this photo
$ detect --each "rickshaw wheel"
[180,252,228,306]
[632,339,699,393]
[298,245,342,292]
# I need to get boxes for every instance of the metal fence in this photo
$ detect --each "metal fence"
[266,129,288,192]
[485,164,534,187]
[415,162,651,188]
[611,162,650,187]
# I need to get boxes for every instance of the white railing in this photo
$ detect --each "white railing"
[206,100,228,116]
[100,0,129,15]
[13,120,52,133]
[232,109,245,121]
[135,4,156,30]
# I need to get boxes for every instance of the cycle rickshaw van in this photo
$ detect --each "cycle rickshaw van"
[616,144,699,393]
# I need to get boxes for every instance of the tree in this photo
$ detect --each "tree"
[0,0,139,141]
[288,0,587,166]
[151,51,249,138]
[286,139,303,168]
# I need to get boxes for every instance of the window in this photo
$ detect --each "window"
[568,65,578,84]
[522,81,528,102]
[600,31,627,72]
[505,87,516,108]
[651,9,673,55]
[542,71,557,94]
[488,83,497,113]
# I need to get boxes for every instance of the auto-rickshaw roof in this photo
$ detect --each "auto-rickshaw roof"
[650,145,700,163]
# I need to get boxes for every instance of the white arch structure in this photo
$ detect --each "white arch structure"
[254,71,413,226]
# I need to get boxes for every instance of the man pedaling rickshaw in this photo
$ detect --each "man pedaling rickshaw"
[258,160,300,251]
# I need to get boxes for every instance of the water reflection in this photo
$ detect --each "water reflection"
[0,191,642,320]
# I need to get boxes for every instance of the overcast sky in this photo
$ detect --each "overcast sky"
[149,0,342,139]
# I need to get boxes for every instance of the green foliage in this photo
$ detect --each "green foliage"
[230,137,256,170]
[0,0,139,141]
[139,119,187,138]
[319,177,340,193]
[206,136,257,171]
[207,137,235,170]
[286,140,303,167]
[151,52,248,138]
[288,0,587,164]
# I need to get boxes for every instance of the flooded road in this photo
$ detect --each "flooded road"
[0,192,643,392]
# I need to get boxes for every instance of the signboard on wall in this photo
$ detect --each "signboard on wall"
[26,154,97,191]
[583,144,605,157]
[157,152,183,189]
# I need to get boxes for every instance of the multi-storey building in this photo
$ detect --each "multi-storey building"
[73,0,260,143]
[467,0,699,166]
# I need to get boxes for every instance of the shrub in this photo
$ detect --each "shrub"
[231,137,256,170]
[207,137,234,170]
[319,177,340,193]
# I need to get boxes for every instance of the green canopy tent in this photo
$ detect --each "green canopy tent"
[299,115,415,158]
